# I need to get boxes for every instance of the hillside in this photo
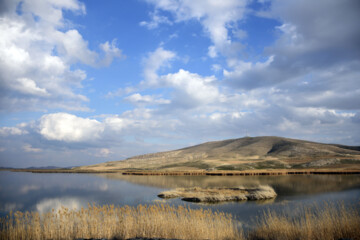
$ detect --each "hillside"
[76,136,360,171]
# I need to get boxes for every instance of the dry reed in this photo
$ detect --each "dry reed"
[158,186,277,202]
[1,202,359,240]
[0,204,242,240]
[249,202,360,240]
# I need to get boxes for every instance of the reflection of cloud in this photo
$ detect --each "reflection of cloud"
[20,184,40,194]
[36,197,87,214]
[99,183,108,191]
[0,203,23,212]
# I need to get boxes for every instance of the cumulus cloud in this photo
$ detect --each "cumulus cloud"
[140,47,222,109]
[0,0,123,112]
[159,69,220,108]
[142,47,176,85]
[38,113,104,142]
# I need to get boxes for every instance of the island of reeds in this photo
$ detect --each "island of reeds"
[158,185,277,202]
[1,202,359,240]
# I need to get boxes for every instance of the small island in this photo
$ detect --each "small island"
[158,185,277,202]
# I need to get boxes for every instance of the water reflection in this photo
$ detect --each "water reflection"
[0,171,359,227]
[96,173,360,198]
[0,171,162,217]
[35,197,87,214]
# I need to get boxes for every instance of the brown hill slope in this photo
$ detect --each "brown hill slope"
[76,136,360,171]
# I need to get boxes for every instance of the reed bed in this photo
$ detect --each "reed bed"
[249,202,360,240]
[0,204,242,240]
[1,202,359,240]
[158,186,277,202]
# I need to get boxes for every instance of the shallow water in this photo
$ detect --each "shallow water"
[1,171,359,228]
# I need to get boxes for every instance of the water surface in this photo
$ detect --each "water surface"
[1,171,359,228]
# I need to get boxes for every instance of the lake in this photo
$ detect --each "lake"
[1,171,360,229]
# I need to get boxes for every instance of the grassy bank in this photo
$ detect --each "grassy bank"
[1,202,359,240]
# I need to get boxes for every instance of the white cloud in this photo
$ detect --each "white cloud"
[38,113,104,142]
[106,86,137,98]
[140,10,173,29]
[143,47,176,85]
[11,77,49,96]
[160,69,220,107]
[99,39,124,67]
[208,45,217,58]
[232,28,247,40]
[141,47,222,109]
[0,126,28,136]
[23,144,43,153]
[104,116,131,132]
[125,93,170,105]
[144,0,248,57]
[211,64,222,72]
[0,0,123,112]
[55,29,98,65]
[94,148,113,158]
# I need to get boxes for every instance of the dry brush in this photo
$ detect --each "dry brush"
[0,204,242,240]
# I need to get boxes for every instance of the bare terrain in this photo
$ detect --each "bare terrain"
[75,136,360,171]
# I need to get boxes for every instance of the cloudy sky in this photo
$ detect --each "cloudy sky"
[1,0,360,168]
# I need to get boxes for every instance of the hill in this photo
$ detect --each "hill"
[75,136,360,171]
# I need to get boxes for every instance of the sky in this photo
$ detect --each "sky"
[0,0,360,168]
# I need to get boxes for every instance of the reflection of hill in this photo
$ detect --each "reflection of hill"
[96,173,360,197]
[78,136,360,171]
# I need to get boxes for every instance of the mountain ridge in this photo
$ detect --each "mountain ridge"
[76,136,360,171]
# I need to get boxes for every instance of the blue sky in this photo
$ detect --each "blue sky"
[1,0,360,167]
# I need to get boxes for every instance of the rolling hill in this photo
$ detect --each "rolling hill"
[75,136,360,171]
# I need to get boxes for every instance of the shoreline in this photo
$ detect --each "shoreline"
[7,168,360,175]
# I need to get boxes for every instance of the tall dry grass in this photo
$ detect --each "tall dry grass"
[249,202,360,240]
[158,186,277,202]
[0,204,242,240]
[1,202,359,240]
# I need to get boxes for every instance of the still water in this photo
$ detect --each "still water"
[1,171,360,228]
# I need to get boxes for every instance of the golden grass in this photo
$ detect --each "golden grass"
[1,202,359,240]
[0,204,242,240]
[249,202,360,240]
[158,186,277,202]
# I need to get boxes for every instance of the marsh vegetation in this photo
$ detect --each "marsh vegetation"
[1,202,359,240]
[251,202,360,240]
[158,185,277,202]
[0,204,240,240]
